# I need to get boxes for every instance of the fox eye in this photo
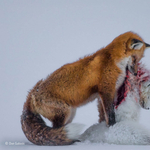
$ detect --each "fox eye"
[132,39,142,43]
[130,39,143,50]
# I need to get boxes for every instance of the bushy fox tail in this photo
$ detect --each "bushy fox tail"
[21,106,84,146]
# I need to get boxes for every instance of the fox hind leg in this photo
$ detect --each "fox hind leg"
[64,108,77,125]
[33,97,74,128]
[52,107,76,128]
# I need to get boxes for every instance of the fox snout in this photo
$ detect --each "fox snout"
[128,64,138,76]
[127,56,138,76]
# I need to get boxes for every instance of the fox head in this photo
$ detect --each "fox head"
[109,31,150,76]
[127,38,150,75]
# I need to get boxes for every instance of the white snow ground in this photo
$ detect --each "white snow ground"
[1,0,150,150]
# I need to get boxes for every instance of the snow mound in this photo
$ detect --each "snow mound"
[80,121,150,145]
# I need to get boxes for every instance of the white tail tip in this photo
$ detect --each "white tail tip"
[65,123,85,140]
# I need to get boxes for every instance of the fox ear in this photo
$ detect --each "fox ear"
[130,39,143,50]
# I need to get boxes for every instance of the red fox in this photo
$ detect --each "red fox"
[21,31,150,145]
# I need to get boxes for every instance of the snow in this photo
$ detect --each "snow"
[80,121,150,145]
[1,0,150,150]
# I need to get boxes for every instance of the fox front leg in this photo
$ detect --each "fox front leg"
[99,92,116,126]
[97,98,105,123]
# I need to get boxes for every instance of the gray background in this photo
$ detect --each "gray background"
[1,0,150,149]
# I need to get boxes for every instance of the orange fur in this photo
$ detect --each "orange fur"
[21,31,149,145]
